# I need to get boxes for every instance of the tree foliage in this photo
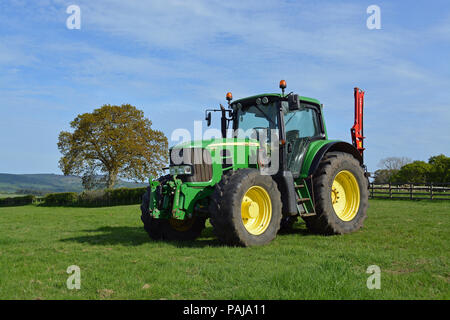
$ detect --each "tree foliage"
[375,154,449,184]
[58,104,168,188]
[428,154,450,183]
[373,169,394,184]
[378,156,412,171]
[388,154,449,184]
[392,161,432,184]
[374,157,412,183]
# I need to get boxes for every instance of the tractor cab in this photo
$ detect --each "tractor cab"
[206,81,327,180]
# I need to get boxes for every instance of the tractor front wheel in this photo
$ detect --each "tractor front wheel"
[141,180,206,241]
[162,216,206,241]
[140,186,164,240]
[209,169,282,246]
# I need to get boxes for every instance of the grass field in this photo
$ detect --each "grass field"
[0,200,448,300]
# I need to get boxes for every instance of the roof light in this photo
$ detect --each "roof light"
[226,92,233,101]
[279,80,287,95]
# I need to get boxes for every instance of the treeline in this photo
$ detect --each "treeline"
[42,187,147,207]
[15,189,51,196]
[0,195,36,207]
[0,187,147,207]
[373,154,449,184]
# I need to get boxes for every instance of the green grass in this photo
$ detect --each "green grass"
[0,200,448,300]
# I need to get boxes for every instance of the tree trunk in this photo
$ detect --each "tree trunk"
[107,171,118,189]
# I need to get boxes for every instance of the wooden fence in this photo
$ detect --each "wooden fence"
[369,182,450,201]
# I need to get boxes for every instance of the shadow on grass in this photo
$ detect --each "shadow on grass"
[277,221,315,236]
[60,226,149,246]
[60,225,223,248]
[61,221,314,248]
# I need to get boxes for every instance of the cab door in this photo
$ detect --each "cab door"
[284,104,323,178]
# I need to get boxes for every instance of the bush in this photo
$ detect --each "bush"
[105,187,147,205]
[0,195,35,207]
[41,187,147,207]
[43,192,78,206]
[77,189,107,206]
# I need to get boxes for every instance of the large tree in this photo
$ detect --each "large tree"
[58,104,168,189]
[376,156,412,182]
[392,161,432,184]
[428,154,450,183]
[378,156,412,170]
[373,169,392,184]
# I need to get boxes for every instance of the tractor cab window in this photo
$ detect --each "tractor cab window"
[283,104,322,177]
[234,103,279,141]
[283,105,321,139]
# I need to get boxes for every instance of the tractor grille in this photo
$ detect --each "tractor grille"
[170,148,213,182]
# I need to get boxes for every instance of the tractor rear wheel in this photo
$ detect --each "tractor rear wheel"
[209,169,282,246]
[303,151,368,234]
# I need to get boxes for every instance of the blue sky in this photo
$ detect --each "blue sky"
[0,0,449,174]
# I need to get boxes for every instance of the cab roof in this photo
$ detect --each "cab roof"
[232,93,321,106]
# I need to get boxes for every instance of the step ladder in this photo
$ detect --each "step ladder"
[294,180,316,217]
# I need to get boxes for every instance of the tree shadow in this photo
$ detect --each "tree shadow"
[60,226,150,246]
[60,221,315,248]
[60,225,223,248]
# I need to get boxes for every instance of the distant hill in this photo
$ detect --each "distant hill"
[0,173,147,195]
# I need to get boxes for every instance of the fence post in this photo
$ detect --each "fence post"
[371,183,374,199]
[410,184,413,200]
[389,182,392,199]
[430,183,433,200]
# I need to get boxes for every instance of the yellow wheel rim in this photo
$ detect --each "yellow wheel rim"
[331,170,360,221]
[241,186,272,235]
[169,217,195,232]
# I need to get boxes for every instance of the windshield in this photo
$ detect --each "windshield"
[234,103,279,139]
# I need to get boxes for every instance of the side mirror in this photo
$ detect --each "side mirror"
[205,112,212,127]
[288,94,300,111]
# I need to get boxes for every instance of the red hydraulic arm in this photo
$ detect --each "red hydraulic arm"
[351,87,365,161]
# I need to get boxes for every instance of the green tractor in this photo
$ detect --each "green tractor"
[141,81,369,246]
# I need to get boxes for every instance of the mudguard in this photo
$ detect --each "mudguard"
[307,141,363,177]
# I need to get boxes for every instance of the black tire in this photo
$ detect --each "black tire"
[303,151,368,235]
[162,216,206,241]
[140,185,164,240]
[140,175,205,241]
[209,168,282,246]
